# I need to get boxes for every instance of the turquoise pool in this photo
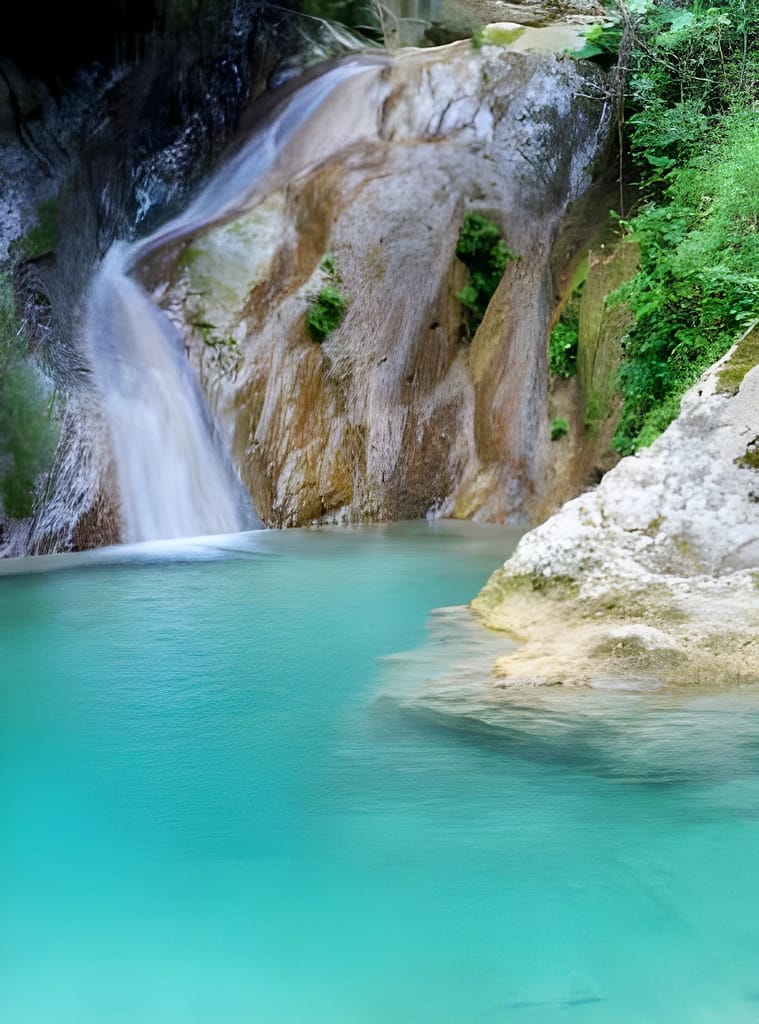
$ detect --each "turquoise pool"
[1,521,758,1023]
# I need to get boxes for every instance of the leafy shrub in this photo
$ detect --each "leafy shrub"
[319,252,339,279]
[455,212,516,339]
[573,20,623,67]
[611,109,759,455]
[549,317,579,378]
[599,0,759,454]
[550,417,569,441]
[0,275,57,519]
[307,284,348,343]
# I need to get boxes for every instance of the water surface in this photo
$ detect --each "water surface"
[1,520,758,1023]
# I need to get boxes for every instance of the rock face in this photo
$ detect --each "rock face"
[155,38,610,528]
[471,327,759,689]
[0,1,324,556]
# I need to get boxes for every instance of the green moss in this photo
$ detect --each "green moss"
[484,570,580,603]
[16,197,58,260]
[481,24,524,46]
[576,239,638,437]
[583,585,688,624]
[178,245,203,269]
[735,436,759,470]
[583,388,606,432]
[717,322,759,395]
[568,256,589,295]
[643,515,665,537]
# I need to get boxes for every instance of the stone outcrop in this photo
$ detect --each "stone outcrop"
[155,37,612,528]
[470,325,759,690]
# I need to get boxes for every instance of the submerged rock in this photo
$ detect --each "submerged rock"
[470,331,759,689]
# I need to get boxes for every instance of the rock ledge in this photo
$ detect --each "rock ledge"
[471,328,759,689]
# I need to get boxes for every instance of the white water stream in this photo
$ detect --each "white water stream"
[85,56,387,542]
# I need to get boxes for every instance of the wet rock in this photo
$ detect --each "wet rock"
[157,39,611,527]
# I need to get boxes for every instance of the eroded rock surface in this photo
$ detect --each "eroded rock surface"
[470,332,759,690]
[156,39,610,527]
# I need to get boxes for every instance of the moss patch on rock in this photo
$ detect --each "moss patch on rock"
[735,436,759,471]
[472,567,580,618]
[717,322,759,395]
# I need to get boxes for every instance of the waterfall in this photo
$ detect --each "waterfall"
[85,243,256,542]
[84,56,387,544]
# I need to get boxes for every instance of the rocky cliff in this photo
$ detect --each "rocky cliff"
[152,38,612,528]
[469,324,759,689]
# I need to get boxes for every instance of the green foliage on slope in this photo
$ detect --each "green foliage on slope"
[604,0,759,455]
[0,275,57,520]
[455,212,517,340]
[307,285,348,342]
[550,417,569,441]
[549,297,581,380]
[307,255,349,343]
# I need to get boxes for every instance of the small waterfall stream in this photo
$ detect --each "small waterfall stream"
[85,56,387,543]
[86,244,255,542]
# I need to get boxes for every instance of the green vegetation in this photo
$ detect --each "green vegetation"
[735,437,759,471]
[594,0,759,455]
[306,256,348,343]
[549,298,580,379]
[298,0,385,43]
[550,417,569,441]
[14,197,58,261]
[471,23,525,50]
[717,322,759,394]
[549,319,578,379]
[307,285,348,342]
[573,20,623,65]
[549,269,587,380]
[471,26,485,51]
[455,212,517,340]
[319,252,339,279]
[0,274,57,519]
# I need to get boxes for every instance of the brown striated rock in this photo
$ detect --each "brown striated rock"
[154,38,613,528]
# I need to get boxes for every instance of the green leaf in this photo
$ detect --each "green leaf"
[573,42,606,59]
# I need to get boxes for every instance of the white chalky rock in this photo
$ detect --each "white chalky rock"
[471,338,759,689]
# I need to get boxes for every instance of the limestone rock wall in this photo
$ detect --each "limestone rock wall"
[156,40,610,527]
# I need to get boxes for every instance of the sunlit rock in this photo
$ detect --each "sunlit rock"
[471,337,759,688]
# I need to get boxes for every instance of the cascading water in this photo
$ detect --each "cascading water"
[85,244,256,542]
[84,56,388,543]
